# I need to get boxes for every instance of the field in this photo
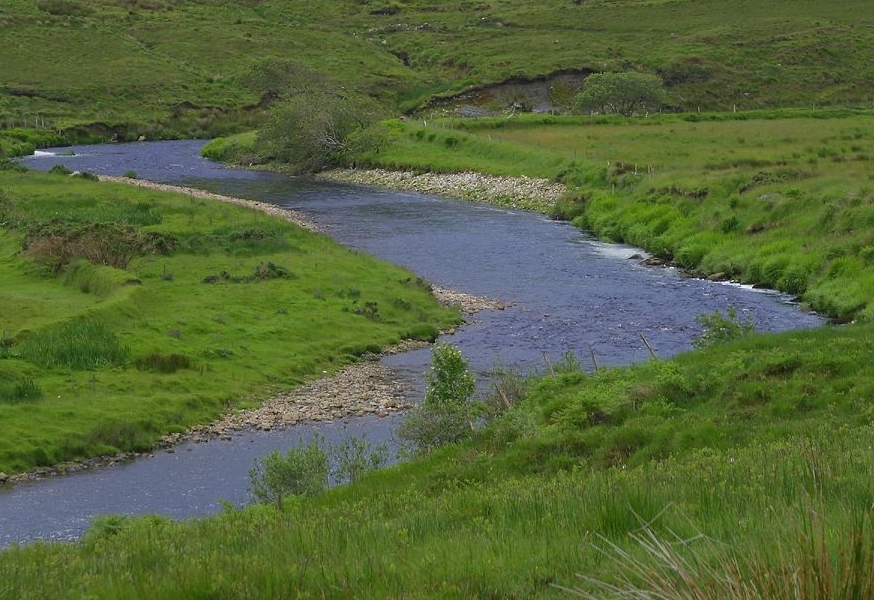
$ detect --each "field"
[3,325,874,598]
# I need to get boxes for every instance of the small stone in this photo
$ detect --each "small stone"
[0,472,8,483]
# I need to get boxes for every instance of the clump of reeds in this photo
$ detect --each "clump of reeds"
[558,509,874,600]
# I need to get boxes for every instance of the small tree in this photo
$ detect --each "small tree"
[575,71,667,116]
[248,437,330,506]
[398,342,476,453]
[330,436,389,484]
[248,434,388,506]
[257,92,383,173]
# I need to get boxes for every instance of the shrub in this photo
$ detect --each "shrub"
[574,71,667,116]
[330,436,389,485]
[0,158,27,173]
[692,306,755,349]
[248,438,330,506]
[248,435,388,505]
[398,342,476,453]
[23,222,176,270]
[48,164,73,176]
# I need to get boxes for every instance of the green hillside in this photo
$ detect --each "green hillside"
[2,0,874,144]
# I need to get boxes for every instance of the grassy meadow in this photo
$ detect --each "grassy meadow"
[0,169,459,475]
[5,0,874,598]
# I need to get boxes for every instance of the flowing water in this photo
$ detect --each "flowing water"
[0,141,823,547]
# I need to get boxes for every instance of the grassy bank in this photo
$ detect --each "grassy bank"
[324,109,874,322]
[0,169,460,475]
[3,322,874,598]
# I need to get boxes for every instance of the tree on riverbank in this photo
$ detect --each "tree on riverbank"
[398,343,476,453]
[247,59,387,173]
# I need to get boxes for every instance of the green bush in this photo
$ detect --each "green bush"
[398,342,476,453]
[248,434,388,505]
[48,164,73,176]
[248,438,330,505]
[692,307,755,349]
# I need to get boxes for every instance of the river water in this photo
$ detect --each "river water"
[1,141,823,547]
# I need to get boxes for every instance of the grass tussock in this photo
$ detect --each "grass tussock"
[563,509,874,600]
[133,353,191,373]
[15,318,130,370]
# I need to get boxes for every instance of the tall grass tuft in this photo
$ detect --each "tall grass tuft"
[17,318,130,370]
[133,353,191,373]
[0,378,43,404]
[560,509,874,600]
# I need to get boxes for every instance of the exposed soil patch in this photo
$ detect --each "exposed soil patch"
[417,69,591,116]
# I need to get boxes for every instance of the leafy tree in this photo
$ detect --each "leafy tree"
[256,90,384,173]
[242,58,329,105]
[575,71,667,116]
[244,58,387,172]
[398,342,476,453]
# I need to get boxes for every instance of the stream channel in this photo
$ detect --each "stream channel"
[2,140,823,547]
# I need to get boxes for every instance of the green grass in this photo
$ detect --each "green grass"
[5,1,874,596]
[3,323,874,598]
[0,170,460,474]
[2,0,874,149]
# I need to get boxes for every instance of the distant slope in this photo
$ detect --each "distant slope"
[1,0,873,139]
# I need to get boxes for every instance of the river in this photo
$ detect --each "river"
[0,140,823,547]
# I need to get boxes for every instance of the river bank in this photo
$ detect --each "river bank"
[318,168,568,212]
[1,176,505,486]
